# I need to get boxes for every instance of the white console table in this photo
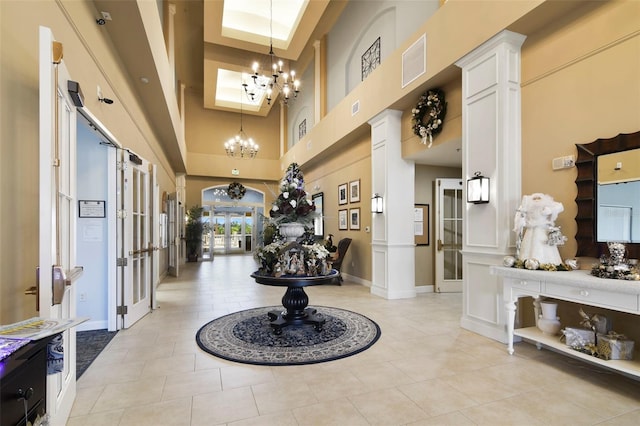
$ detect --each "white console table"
[491,266,640,379]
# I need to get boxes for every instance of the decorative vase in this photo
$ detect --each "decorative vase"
[279,222,305,242]
[538,301,561,335]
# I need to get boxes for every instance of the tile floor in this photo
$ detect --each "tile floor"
[68,255,640,425]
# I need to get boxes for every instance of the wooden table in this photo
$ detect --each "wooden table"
[251,270,339,334]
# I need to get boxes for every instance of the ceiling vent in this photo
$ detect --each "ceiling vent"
[402,34,426,88]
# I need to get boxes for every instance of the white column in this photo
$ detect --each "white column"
[369,109,416,299]
[456,30,526,342]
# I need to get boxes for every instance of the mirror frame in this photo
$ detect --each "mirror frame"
[575,131,640,259]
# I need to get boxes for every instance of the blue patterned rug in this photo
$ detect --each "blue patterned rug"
[196,306,381,366]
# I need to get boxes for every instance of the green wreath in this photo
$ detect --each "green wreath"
[412,88,447,147]
[227,182,246,200]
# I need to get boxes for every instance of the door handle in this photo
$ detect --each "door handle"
[25,286,38,295]
[437,239,443,251]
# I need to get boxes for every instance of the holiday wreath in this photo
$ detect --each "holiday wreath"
[412,88,447,147]
[227,182,246,200]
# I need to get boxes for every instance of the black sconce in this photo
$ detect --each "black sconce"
[467,172,490,204]
[371,193,383,213]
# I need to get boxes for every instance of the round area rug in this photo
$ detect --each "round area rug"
[196,306,381,366]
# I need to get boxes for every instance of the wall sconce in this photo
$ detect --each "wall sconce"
[371,193,383,213]
[467,172,490,204]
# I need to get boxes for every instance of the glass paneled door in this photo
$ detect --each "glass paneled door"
[212,211,254,254]
[435,178,464,292]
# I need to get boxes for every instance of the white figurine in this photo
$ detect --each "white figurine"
[513,193,566,265]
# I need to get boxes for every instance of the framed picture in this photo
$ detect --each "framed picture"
[78,200,105,218]
[338,209,348,230]
[349,207,361,230]
[414,204,430,246]
[338,183,348,205]
[349,179,360,203]
[312,192,324,238]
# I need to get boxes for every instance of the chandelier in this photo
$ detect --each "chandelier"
[243,0,300,106]
[224,89,259,159]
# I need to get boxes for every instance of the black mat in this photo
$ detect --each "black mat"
[196,306,381,366]
[76,329,117,379]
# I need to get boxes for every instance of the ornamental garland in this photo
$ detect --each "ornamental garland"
[227,182,246,200]
[411,88,447,147]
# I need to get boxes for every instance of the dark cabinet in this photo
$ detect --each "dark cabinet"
[1,336,54,426]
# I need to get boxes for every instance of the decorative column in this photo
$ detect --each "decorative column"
[313,38,326,124]
[455,30,526,342]
[369,109,416,299]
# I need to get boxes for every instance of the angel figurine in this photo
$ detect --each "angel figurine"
[513,193,566,265]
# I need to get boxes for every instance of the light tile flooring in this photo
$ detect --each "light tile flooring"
[69,255,640,425]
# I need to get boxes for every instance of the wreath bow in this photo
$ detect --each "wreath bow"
[412,88,447,148]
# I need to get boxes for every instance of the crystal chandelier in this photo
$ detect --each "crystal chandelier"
[243,0,300,106]
[224,90,258,159]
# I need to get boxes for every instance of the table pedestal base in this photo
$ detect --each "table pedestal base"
[267,286,325,335]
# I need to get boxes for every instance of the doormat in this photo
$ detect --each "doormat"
[76,329,117,379]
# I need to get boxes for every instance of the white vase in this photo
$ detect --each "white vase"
[538,301,561,335]
[279,222,305,242]
[540,301,557,319]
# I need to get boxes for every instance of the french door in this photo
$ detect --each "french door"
[116,150,154,328]
[38,26,78,425]
[435,178,464,293]
[212,211,254,254]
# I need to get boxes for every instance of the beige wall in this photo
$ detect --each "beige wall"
[304,134,372,282]
[185,89,283,181]
[519,0,640,263]
[0,0,178,323]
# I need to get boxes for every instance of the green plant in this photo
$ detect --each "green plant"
[185,205,204,261]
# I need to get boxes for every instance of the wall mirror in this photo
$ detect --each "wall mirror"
[575,131,640,259]
[312,192,324,238]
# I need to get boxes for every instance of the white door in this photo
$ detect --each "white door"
[38,26,79,425]
[435,178,464,293]
[116,150,153,328]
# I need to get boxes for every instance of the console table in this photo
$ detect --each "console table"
[251,270,339,335]
[491,266,640,379]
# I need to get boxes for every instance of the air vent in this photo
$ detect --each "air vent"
[351,100,360,116]
[402,34,426,88]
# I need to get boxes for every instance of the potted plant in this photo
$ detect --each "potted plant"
[185,205,204,262]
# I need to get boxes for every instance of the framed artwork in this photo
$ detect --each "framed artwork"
[414,204,429,246]
[338,183,348,205]
[338,209,348,230]
[312,192,324,238]
[361,37,381,81]
[349,207,361,230]
[349,179,360,203]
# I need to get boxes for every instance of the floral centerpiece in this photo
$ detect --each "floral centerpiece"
[254,163,332,277]
[591,242,640,280]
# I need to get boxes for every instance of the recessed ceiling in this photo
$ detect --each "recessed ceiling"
[221,0,307,48]
[204,0,335,116]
